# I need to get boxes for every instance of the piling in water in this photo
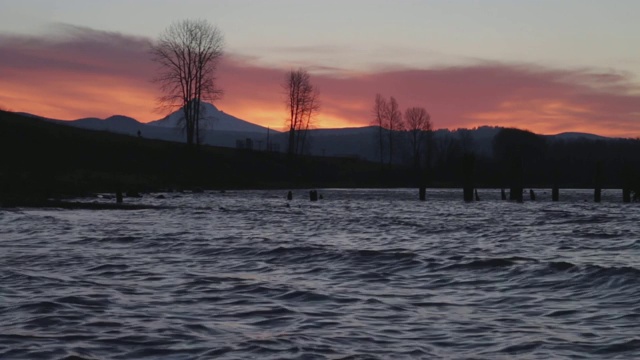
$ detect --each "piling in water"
[501,188,506,200]
[551,167,560,201]
[594,161,603,203]
[529,189,536,201]
[594,188,602,203]
[309,190,318,202]
[419,186,426,201]
[462,154,475,202]
[622,166,632,203]
[509,156,523,202]
[287,191,293,201]
[463,187,474,202]
[474,189,480,201]
[116,190,123,204]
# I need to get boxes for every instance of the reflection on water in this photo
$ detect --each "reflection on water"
[1,189,640,359]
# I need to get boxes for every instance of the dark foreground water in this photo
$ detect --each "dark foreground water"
[1,189,640,359]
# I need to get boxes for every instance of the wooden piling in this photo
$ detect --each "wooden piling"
[622,166,632,203]
[509,156,523,202]
[594,161,603,203]
[594,188,602,203]
[463,187,474,202]
[419,186,426,201]
[551,167,560,201]
[462,153,475,202]
[552,186,559,201]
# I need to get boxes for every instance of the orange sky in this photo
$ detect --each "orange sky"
[2,26,640,137]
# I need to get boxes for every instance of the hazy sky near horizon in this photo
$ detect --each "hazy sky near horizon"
[1,0,640,136]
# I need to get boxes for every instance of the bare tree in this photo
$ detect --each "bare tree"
[151,19,224,147]
[284,68,319,157]
[404,107,432,170]
[386,96,403,165]
[372,94,388,166]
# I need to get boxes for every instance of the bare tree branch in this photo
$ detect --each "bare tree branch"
[405,107,432,170]
[151,19,224,147]
[284,68,320,157]
[372,94,388,167]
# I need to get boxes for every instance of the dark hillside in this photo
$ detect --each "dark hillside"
[0,111,399,203]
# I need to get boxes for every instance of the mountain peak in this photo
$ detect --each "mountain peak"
[148,101,272,133]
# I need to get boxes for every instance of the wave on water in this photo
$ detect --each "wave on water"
[1,189,640,359]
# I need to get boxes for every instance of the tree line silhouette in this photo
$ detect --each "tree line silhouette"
[424,127,640,197]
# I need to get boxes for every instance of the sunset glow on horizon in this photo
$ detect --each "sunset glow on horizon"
[1,1,640,137]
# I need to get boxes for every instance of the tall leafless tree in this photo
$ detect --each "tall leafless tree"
[284,68,319,157]
[372,94,388,166]
[151,19,224,147]
[404,107,432,170]
[386,96,403,165]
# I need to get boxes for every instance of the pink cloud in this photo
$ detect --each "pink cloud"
[1,25,640,137]
[0,25,157,120]
[218,59,640,136]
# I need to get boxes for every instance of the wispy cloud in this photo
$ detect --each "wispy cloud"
[1,25,640,137]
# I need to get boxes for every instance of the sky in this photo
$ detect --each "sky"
[1,0,640,136]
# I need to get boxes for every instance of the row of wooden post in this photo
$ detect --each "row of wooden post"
[454,185,632,203]
[449,156,635,203]
[418,186,633,202]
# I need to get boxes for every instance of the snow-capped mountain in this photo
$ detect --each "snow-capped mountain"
[148,102,272,133]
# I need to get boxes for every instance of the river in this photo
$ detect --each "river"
[1,189,639,359]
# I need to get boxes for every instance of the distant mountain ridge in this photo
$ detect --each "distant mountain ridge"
[551,132,608,141]
[17,102,615,163]
[69,115,142,133]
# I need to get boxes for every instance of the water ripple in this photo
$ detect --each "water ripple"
[1,189,640,359]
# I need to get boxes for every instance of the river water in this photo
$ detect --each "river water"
[1,189,639,359]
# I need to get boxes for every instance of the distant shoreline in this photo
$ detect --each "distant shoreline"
[0,199,172,210]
